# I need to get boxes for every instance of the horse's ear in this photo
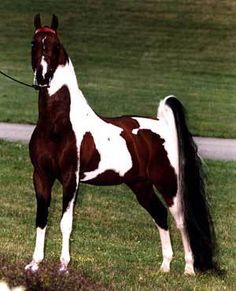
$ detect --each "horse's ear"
[34,14,41,29]
[51,14,58,30]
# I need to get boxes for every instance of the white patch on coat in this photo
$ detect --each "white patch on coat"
[40,56,48,79]
[131,97,179,174]
[42,36,47,50]
[47,60,133,181]
[80,122,133,181]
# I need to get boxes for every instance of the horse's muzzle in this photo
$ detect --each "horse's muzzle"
[34,67,52,88]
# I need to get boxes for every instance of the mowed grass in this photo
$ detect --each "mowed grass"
[0,0,236,137]
[0,140,235,289]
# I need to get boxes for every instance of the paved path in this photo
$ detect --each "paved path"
[194,137,236,161]
[0,122,235,161]
[0,122,34,143]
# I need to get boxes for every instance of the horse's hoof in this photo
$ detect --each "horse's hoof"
[159,266,170,273]
[159,261,171,273]
[25,261,39,273]
[184,265,195,275]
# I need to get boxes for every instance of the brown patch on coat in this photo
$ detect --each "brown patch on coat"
[80,132,101,180]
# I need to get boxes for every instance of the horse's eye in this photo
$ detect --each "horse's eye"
[31,41,36,48]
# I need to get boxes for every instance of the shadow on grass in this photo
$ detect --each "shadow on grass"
[0,256,108,291]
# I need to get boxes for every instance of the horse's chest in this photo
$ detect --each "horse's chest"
[31,126,78,172]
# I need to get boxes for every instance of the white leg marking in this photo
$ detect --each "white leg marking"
[25,226,47,272]
[59,197,75,272]
[181,228,195,275]
[156,225,173,272]
[59,171,79,272]
[169,197,195,275]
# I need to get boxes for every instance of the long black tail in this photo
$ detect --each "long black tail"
[165,96,218,272]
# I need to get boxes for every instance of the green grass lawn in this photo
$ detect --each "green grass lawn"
[0,1,236,137]
[0,140,235,289]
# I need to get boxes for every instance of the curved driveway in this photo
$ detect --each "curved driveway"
[0,122,235,161]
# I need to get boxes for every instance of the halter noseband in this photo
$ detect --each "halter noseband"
[35,27,57,35]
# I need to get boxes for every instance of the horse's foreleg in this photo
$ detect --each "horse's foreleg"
[127,181,173,273]
[59,198,75,273]
[59,170,79,273]
[25,227,47,272]
[25,171,53,272]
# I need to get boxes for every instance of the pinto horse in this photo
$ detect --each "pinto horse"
[25,14,217,274]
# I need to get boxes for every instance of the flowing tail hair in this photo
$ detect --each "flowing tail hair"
[161,95,218,272]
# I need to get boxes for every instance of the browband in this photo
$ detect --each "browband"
[35,27,57,35]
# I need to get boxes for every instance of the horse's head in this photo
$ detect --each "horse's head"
[32,14,68,88]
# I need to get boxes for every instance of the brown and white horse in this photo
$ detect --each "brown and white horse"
[25,14,217,274]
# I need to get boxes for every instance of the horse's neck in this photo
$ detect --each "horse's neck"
[48,59,96,121]
[38,60,99,136]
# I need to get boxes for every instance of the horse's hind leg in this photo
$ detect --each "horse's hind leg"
[154,182,195,274]
[59,170,79,273]
[169,194,195,275]
[25,170,54,272]
[127,181,173,273]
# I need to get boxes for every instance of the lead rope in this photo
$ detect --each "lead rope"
[0,70,39,90]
